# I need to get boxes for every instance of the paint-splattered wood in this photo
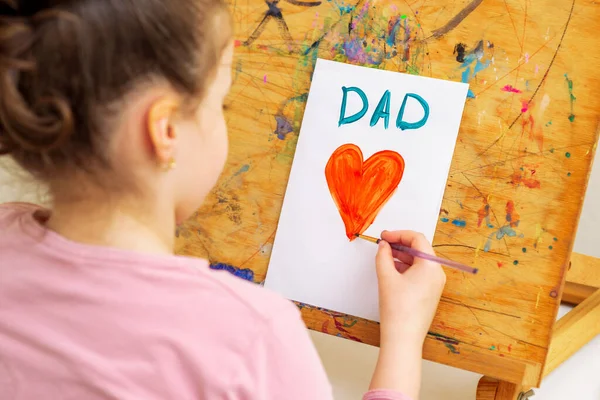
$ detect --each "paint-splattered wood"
[175,0,600,387]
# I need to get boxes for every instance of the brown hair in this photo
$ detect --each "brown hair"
[0,0,230,181]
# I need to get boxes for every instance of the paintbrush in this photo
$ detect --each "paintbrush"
[355,233,479,274]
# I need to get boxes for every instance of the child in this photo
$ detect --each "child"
[0,1,446,399]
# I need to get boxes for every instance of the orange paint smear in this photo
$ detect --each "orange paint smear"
[325,143,405,240]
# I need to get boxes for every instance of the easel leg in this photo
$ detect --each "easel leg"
[476,377,522,400]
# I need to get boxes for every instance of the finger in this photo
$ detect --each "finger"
[394,260,411,273]
[381,230,434,255]
[391,248,414,265]
[375,240,398,280]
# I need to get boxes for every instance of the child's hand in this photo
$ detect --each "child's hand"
[369,230,446,398]
[375,229,446,345]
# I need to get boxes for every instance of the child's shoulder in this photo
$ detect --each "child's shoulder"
[178,258,299,325]
[169,257,299,322]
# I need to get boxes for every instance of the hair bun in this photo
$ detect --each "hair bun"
[0,3,74,156]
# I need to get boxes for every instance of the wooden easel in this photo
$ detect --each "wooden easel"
[177,0,600,395]
[476,252,600,399]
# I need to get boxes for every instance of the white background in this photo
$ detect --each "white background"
[265,59,468,322]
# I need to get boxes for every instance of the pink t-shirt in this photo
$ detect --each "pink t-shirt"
[0,203,410,400]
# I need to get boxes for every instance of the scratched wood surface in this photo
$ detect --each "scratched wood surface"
[175,0,600,387]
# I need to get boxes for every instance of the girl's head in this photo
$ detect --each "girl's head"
[0,0,233,223]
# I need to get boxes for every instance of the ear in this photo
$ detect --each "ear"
[146,97,180,166]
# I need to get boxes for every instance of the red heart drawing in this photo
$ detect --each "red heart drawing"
[325,143,405,240]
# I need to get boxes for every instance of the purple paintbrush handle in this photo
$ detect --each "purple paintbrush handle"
[388,242,478,274]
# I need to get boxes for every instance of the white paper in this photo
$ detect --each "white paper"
[265,59,469,322]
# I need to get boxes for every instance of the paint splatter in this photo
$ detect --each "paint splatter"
[484,201,520,252]
[477,202,490,227]
[489,345,496,350]
[520,100,529,113]
[459,40,491,99]
[440,217,450,223]
[564,73,576,122]
[445,343,460,354]
[511,170,540,189]
[497,262,503,268]
[549,245,553,250]
[387,16,402,46]
[451,219,466,227]
[522,247,527,253]
[513,260,519,265]
[274,114,294,140]
[506,201,520,227]
[233,164,250,177]
[453,43,467,63]
[263,74,267,83]
[210,262,255,282]
[565,152,571,158]
[501,85,522,93]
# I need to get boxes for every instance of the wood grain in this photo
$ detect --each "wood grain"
[176,0,600,387]
[561,281,597,305]
[544,286,600,378]
[568,252,600,288]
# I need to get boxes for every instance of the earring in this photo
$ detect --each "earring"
[162,158,176,171]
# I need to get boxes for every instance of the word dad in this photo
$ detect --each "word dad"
[338,86,430,130]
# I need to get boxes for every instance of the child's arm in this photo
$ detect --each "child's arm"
[368,230,447,399]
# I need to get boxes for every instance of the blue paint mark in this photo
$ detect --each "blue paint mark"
[210,262,254,282]
[440,217,449,223]
[461,66,471,84]
[328,0,354,15]
[487,223,494,228]
[387,17,401,46]
[274,115,293,140]
[467,90,476,98]
[451,219,466,227]
[473,59,490,75]
[496,226,517,239]
[484,240,491,252]
[484,226,517,252]
[233,164,250,177]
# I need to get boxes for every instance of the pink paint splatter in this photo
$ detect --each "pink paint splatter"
[234,40,242,47]
[521,100,529,113]
[525,53,529,63]
[501,85,522,93]
[263,74,267,83]
[535,64,540,75]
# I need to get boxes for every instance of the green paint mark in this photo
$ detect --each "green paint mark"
[564,73,576,122]
[343,318,358,328]
[553,237,558,242]
[513,260,519,265]
[522,247,527,253]
[401,14,407,19]
[549,245,553,250]
[546,121,553,126]
[550,148,555,153]
[445,343,460,354]
[567,172,571,176]
[566,152,571,158]
[489,345,496,350]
